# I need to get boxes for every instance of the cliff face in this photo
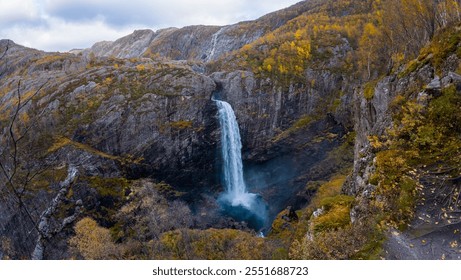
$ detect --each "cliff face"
[3,0,460,260]
[0,40,225,258]
[83,29,157,59]
[1,39,221,187]
[344,44,461,259]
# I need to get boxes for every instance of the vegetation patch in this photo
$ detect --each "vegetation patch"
[312,195,353,233]
[273,115,317,142]
[289,175,383,260]
[158,228,270,260]
[363,79,378,100]
[169,120,193,130]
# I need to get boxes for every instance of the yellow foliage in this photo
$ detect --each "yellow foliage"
[136,64,146,71]
[47,137,72,153]
[169,120,193,130]
[158,228,268,260]
[19,112,30,124]
[363,80,378,100]
[294,29,304,40]
[312,198,352,233]
[34,54,65,66]
[363,22,379,36]
[69,217,118,259]
[103,77,113,86]
[309,175,347,209]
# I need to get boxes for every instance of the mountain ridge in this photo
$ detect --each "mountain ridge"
[1,0,461,260]
[75,0,317,62]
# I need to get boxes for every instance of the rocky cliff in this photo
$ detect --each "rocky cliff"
[1,0,460,260]
[345,52,461,259]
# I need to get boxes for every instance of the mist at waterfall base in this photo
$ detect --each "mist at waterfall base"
[214,99,269,231]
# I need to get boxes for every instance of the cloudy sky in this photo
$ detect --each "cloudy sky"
[0,0,301,52]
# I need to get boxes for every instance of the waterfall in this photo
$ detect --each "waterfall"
[215,99,256,209]
[208,27,223,62]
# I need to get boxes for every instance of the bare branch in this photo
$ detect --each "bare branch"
[0,76,53,258]
[18,78,50,111]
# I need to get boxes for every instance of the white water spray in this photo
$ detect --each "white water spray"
[214,99,257,209]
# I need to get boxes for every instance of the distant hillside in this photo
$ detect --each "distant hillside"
[83,0,319,61]
[1,0,460,260]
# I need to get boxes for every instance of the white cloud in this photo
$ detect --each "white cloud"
[2,18,141,51]
[0,0,302,52]
[0,0,41,25]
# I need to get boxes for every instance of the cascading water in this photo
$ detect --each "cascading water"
[214,99,268,230]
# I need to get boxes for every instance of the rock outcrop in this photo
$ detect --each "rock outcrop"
[83,29,157,59]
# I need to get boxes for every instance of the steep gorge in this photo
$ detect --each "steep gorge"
[1,0,460,260]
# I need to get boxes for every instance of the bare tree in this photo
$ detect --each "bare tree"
[0,45,81,259]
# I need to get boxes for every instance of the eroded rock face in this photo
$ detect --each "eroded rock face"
[211,70,354,150]
[344,65,434,198]
[84,30,157,59]
[343,54,461,259]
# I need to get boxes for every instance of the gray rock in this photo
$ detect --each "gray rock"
[448,71,461,83]
[84,30,156,59]
[313,207,325,218]
[426,76,441,90]
[442,71,461,88]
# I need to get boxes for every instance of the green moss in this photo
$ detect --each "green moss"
[429,85,461,133]
[320,195,354,210]
[398,59,419,78]
[430,26,461,70]
[330,98,342,112]
[169,120,193,130]
[269,208,299,245]
[371,148,418,229]
[153,182,185,199]
[271,248,289,260]
[109,222,125,242]
[363,80,378,100]
[310,175,347,209]
[88,177,129,199]
[351,227,385,260]
[312,202,352,233]
[310,194,354,233]
[292,115,314,130]
[273,115,318,142]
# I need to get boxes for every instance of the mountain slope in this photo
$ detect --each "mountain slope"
[84,0,327,62]
[1,0,461,260]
